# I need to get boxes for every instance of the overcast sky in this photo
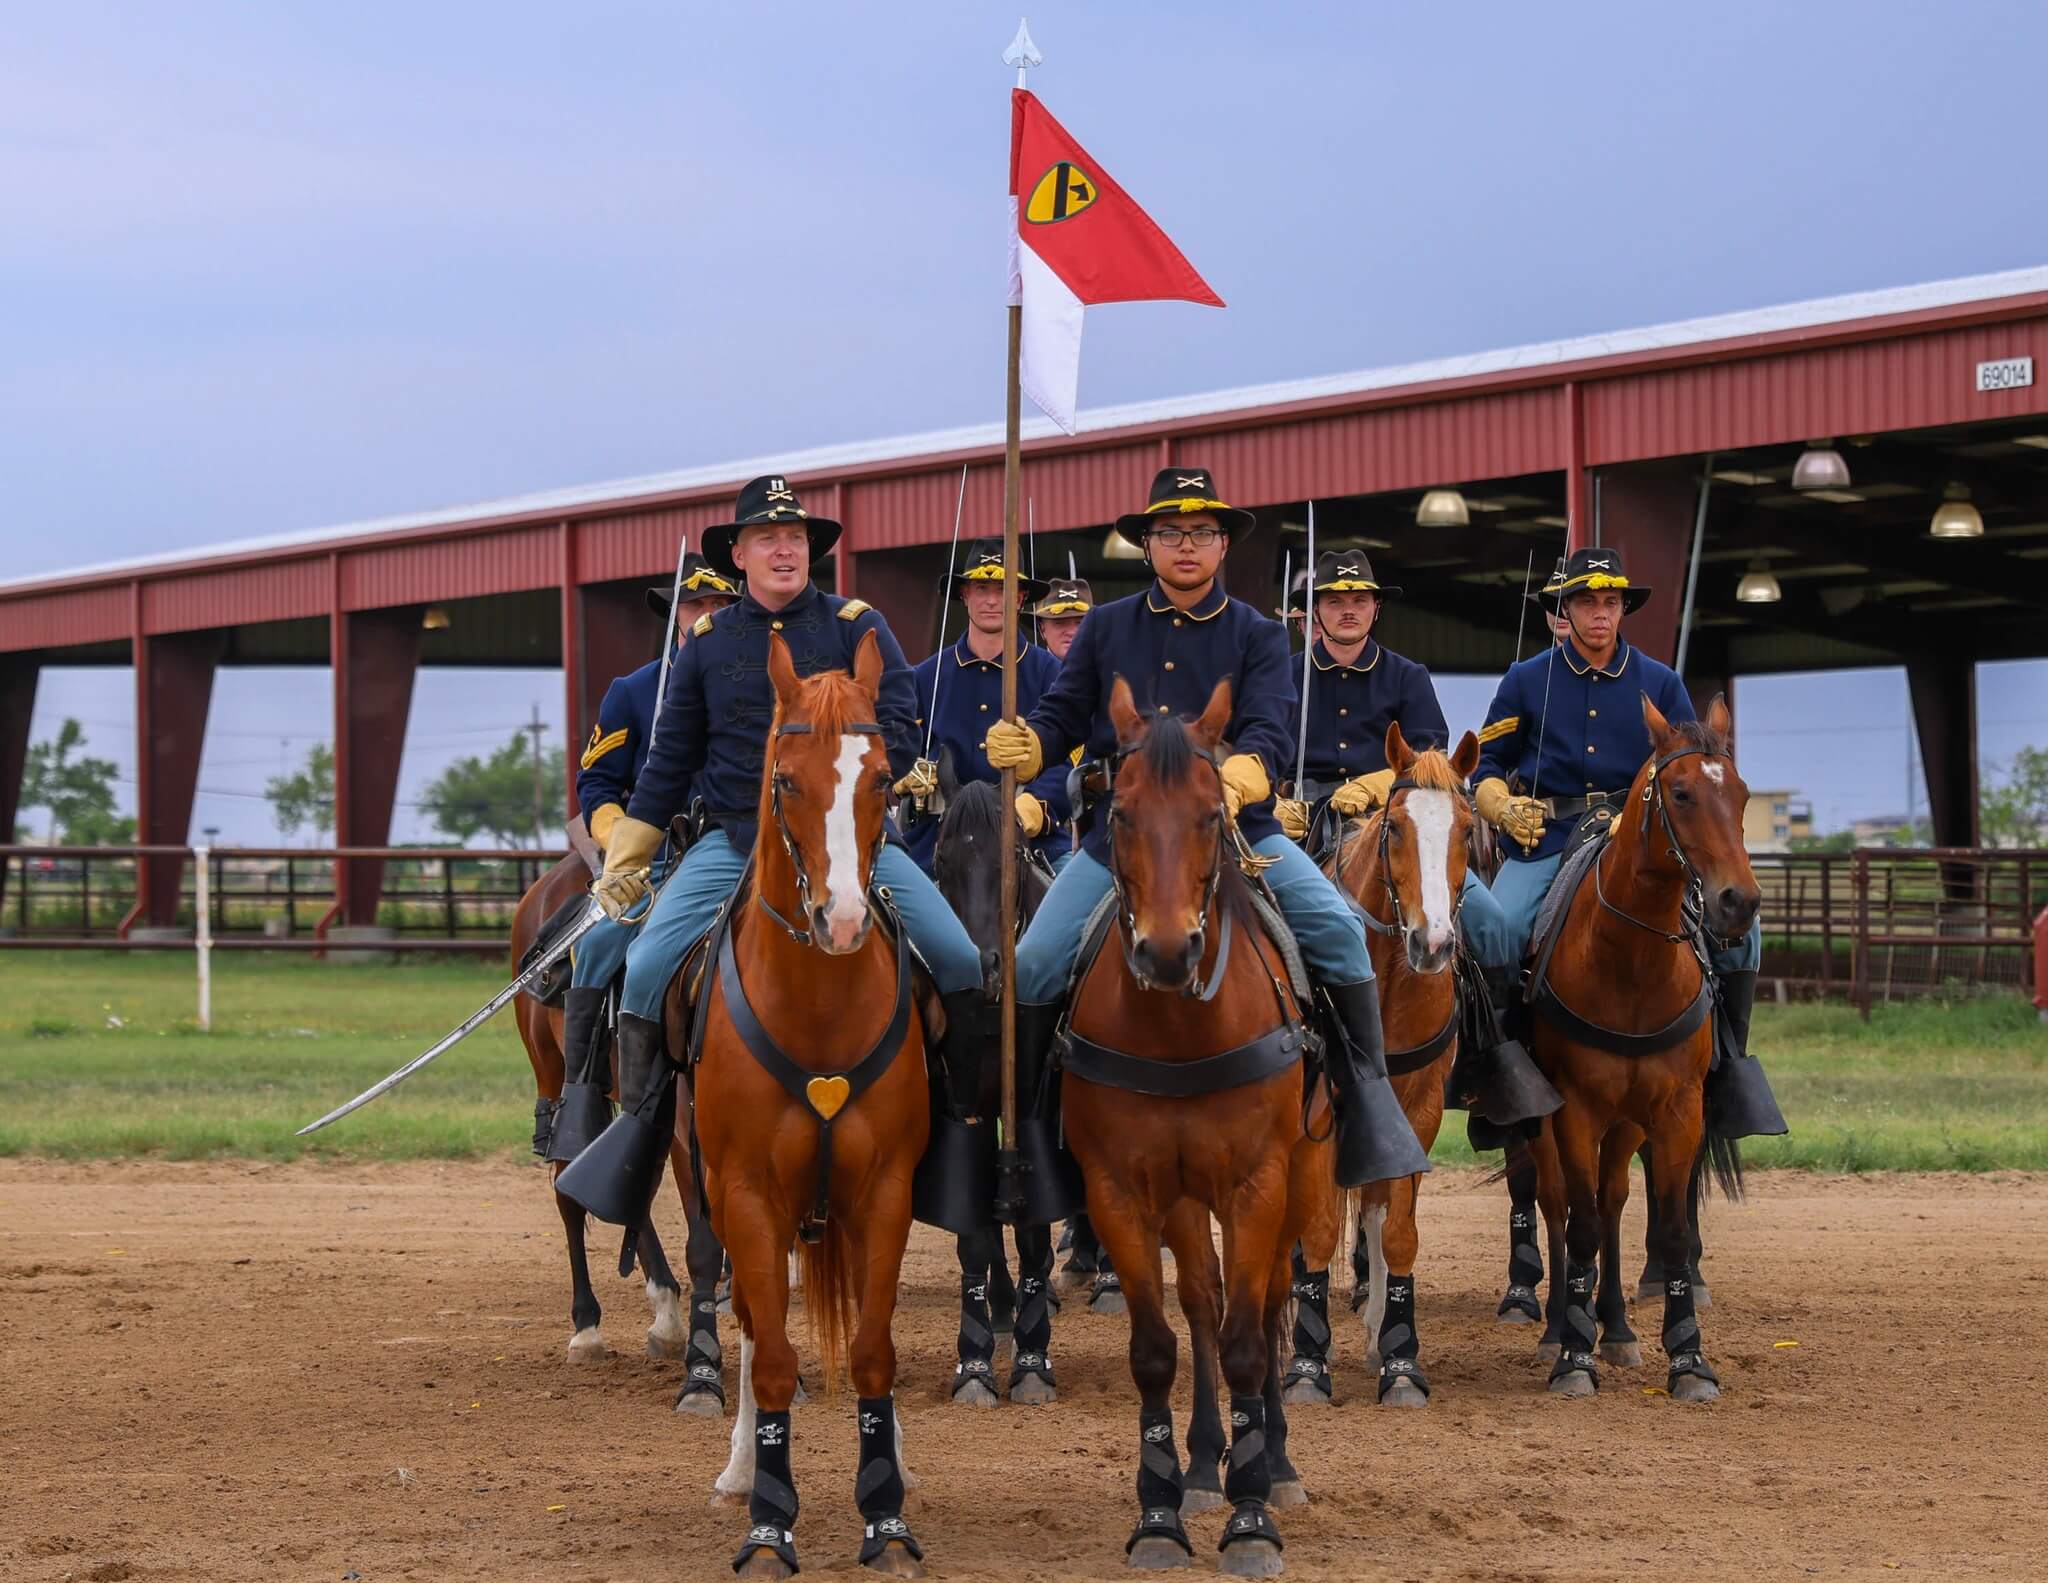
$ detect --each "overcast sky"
[8,1,2048,840]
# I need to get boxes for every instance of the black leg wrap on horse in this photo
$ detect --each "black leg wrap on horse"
[1376,1273,1430,1399]
[1549,1261,1600,1387]
[1285,1261,1334,1401]
[1499,1204,1544,1321]
[1219,1501,1284,1555]
[953,1272,997,1397]
[681,1287,724,1406]
[531,1095,559,1158]
[733,1409,799,1575]
[1008,1271,1056,1392]
[1660,1274,1719,1387]
[1223,1394,1271,1506]
[852,1395,920,1562]
[1090,1263,1123,1310]
[1129,1408,1193,1556]
[1323,980,1432,1187]
[1061,1214,1100,1279]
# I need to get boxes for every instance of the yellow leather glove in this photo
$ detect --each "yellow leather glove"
[1331,768,1396,817]
[892,759,939,800]
[1275,797,1310,841]
[1475,777,1546,853]
[592,815,663,921]
[982,719,1044,780]
[1015,792,1047,839]
[1218,753,1271,821]
[587,801,624,849]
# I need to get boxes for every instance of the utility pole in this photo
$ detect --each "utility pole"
[524,704,547,849]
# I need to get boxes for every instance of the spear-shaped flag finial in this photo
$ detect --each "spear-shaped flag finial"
[1004,17,1042,85]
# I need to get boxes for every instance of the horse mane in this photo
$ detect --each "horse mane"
[754,665,878,834]
[940,778,1005,843]
[1405,747,1462,792]
[1135,712,1201,784]
[1668,717,1732,760]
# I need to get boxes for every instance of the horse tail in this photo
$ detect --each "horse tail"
[1480,1133,1533,1188]
[1697,1133,1745,1204]
[798,1221,857,1394]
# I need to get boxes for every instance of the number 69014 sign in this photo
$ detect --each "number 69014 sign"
[1975,356,2034,393]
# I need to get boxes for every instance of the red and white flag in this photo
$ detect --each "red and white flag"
[1006,88,1222,433]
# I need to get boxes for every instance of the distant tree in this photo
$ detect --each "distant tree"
[1980,745,2048,849]
[265,742,335,839]
[1789,829,1856,854]
[19,718,134,844]
[418,734,565,848]
[1885,818,1933,849]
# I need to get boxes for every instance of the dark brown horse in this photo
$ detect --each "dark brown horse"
[1291,725,1479,1409]
[697,632,929,1579]
[1527,695,1756,1401]
[1062,678,1319,1575]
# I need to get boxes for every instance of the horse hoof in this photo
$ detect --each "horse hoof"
[1180,1479,1225,1516]
[1009,1375,1057,1407]
[1218,1538,1284,1578]
[674,1388,723,1417]
[1128,1537,1192,1570]
[567,1327,607,1363]
[1054,1269,1091,1298]
[1670,1373,1720,1404]
[1693,1283,1713,1308]
[1534,1342,1562,1365]
[1269,1479,1309,1508]
[1363,1349,1381,1373]
[863,1540,926,1578]
[1280,1380,1329,1407]
[1600,1341,1643,1368]
[790,1379,810,1407]
[646,1332,687,1360]
[710,1488,749,1509]
[1496,1309,1536,1326]
[952,1377,1000,1409]
[1548,1369,1597,1398]
[737,1550,794,1580]
[1379,1379,1428,1409]
[1091,1290,1127,1317]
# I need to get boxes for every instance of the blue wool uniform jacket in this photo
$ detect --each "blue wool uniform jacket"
[905,636,1073,872]
[1474,636,1696,862]
[1022,582,1294,864]
[1293,637,1447,789]
[575,657,660,825]
[624,584,917,854]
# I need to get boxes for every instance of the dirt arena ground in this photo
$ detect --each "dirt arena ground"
[5,1161,2044,1582]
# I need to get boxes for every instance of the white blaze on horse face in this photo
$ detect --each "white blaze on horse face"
[1409,788,1456,955]
[821,733,871,951]
[1702,762,1726,787]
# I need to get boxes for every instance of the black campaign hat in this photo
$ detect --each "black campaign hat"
[1027,576,1095,618]
[1537,546,1651,614]
[1113,465,1258,546]
[700,474,843,578]
[1308,549,1402,602]
[942,538,1050,605]
[645,552,741,619]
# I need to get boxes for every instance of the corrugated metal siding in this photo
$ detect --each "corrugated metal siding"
[142,558,328,634]
[579,502,731,583]
[339,525,557,610]
[0,585,132,653]
[1586,316,2048,464]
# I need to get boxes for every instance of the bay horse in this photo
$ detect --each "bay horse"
[1289,724,1479,1409]
[1526,695,1756,1402]
[695,631,929,1579]
[927,759,1059,1407]
[1062,678,1320,1575]
[510,856,716,1393]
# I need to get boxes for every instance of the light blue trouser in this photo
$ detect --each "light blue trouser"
[569,852,672,990]
[1489,853,1762,972]
[1050,847,1079,877]
[1456,868,1515,971]
[620,829,984,1020]
[1016,836,1374,1005]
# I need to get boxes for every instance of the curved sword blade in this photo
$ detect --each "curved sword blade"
[296,899,608,1136]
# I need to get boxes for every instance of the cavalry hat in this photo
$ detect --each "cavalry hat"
[1113,465,1258,546]
[645,552,741,619]
[942,537,1050,605]
[1537,546,1652,614]
[701,474,843,578]
[1277,570,1310,620]
[1027,576,1095,618]
[1529,556,1569,605]
[1308,548,1402,602]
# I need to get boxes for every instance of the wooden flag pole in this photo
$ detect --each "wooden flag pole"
[997,300,1024,1215]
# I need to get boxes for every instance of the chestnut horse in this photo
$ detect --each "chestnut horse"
[1289,725,1479,1409]
[697,632,929,1579]
[510,857,708,1382]
[1527,695,1757,1402]
[1063,678,1320,1575]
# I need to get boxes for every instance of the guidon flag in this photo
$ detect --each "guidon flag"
[1006,88,1222,433]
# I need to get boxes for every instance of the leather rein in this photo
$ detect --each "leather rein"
[1346,776,1463,1071]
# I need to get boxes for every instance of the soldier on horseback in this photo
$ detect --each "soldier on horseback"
[571,475,993,1225]
[1472,544,1785,1141]
[544,553,741,1167]
[983,466,1429,1190]
[1027,574,1093,663]
[1273,548,1557,1136]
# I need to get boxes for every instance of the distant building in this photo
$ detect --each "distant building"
[1743,790,1813,853]
[1850,814,1915,846]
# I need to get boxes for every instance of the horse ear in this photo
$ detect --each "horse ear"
[851,628,883,698]
[937,745,960,799]
[1641,690,1674,747]
[1704,691,1733,745]
[767,631,801,713]
[1192,678,1233,752]
[1385,720,1414,774]
[1450,729,1481,782]
[1109,675,1146,749]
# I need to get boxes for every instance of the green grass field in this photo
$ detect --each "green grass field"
[0,952,2042,1168]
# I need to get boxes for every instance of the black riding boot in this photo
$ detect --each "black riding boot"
[1705,969,1788,1139]
[1323,980,1431,1188]
[545,986,616,1165]
[555,1012,677,1228]
[1448,964,1562,1129]
[999,1000,1083,1225]
[913,988,998,1236]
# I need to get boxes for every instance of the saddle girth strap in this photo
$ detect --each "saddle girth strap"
[1061,1019,1304,1098]
[1384,997,1458,1075]
[1532,974,1711,1058]
[715,905,914,1242]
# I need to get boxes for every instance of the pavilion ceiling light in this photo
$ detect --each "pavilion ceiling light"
[2009,434,2048,449]
[1791,440,1851,491]
[1735,561,1783,604]
[1102,527,1146,561]
[1803,489,1866,505]
[1415,488,1469,527]
[1928,482,1984,539]
[421,606,451,631]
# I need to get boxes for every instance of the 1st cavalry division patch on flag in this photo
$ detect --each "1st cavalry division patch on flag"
[1026,161,1097,223]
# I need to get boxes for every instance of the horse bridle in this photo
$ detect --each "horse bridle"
[1352,777,1470,942]
[1103,745,1232,999]
[1592,743,1721,947]
[758,717,889,947]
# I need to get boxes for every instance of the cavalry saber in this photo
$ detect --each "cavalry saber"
[922,464,972,762]
[297,899,609,1134]
[647,534,690,760]
[1294,501,1314,796]
[1511,549,1535,663]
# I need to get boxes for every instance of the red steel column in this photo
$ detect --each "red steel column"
[134,618,225,926]
[1588,459,1695,666]
[332,579,423,926]
[558,522,580,816]
[571,581,655,812]
[0,656,38,910]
